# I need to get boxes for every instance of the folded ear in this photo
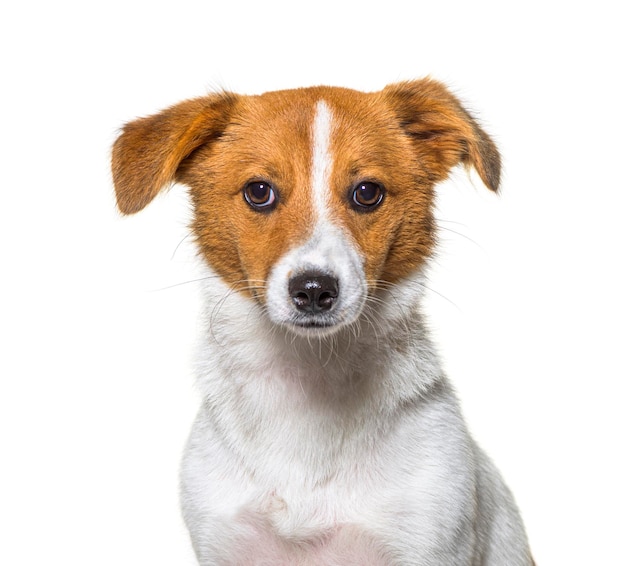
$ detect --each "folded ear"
[111,92,238,214]
[383,79,501,192]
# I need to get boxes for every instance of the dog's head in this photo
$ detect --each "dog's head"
[112,80,499,336]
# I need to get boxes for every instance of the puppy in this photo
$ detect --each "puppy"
[112,79,533,565]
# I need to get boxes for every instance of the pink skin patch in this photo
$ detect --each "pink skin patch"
[232,507,389,566]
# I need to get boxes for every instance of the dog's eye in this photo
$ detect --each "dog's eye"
[351,182,384,210]
[243,181,277,211]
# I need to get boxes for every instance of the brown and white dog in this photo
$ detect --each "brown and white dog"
[112,79,532,565]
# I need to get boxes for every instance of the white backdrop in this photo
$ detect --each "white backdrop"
[2,1,624,564]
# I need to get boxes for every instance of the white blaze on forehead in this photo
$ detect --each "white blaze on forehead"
[311,100,333,222]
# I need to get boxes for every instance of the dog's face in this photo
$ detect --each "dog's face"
[112,80,499,335]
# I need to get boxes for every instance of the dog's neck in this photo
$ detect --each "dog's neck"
[194,268,445,483]
[197,266,440,390]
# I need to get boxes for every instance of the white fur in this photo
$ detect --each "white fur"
[182,269,531,564]
[179,100,532,564]
[311,100,333,223]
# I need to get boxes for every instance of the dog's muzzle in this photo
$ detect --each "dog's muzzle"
[264,225,367,334]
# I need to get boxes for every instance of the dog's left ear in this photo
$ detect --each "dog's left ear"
[383,79,501,192]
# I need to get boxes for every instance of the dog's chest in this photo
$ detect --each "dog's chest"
[228,488,389,565]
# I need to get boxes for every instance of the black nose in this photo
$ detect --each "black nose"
[288,272,339,313]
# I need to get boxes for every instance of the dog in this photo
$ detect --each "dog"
[112,79,533,565]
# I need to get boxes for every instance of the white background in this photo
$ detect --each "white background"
[1,1,624,564]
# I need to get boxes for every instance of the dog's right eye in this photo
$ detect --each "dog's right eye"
[243,181,277,211]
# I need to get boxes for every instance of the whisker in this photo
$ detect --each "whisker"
[360,306,382,350]
[321,334,336,369]
[207,278,268,343]
[419,281,460,312]
[437,222,482,250]
[149,274,222,293]
[369,279,417,337]
[170,233,193,260]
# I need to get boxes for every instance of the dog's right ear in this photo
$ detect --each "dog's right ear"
[111,93,238,214]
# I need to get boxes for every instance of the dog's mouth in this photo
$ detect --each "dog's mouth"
[287,314,341,333]
[293,318,335,328]
[280,301,366,338]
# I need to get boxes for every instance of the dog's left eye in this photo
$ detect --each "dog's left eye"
[351,182,384,210]
[243,181,277,211]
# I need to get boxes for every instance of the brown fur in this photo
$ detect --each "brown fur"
[112,79,500,298]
